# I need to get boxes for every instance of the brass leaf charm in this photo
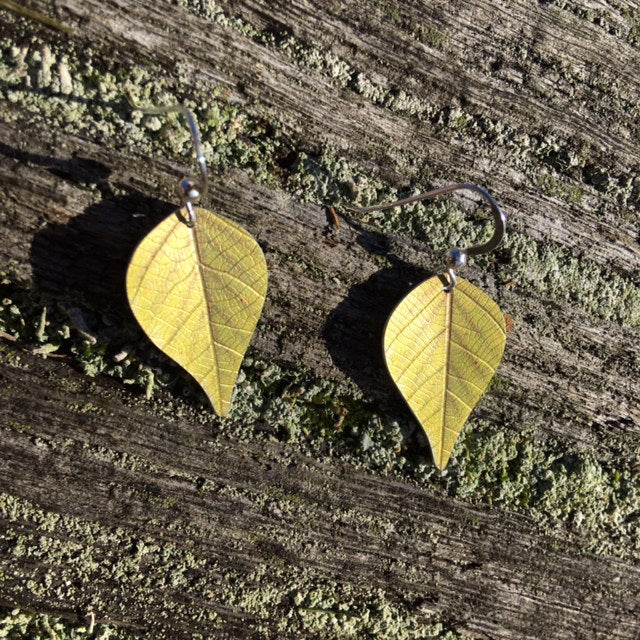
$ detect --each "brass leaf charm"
[127,208,267,416]
[384,276,506,469]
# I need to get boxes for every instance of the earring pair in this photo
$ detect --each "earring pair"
[127,103,507,470]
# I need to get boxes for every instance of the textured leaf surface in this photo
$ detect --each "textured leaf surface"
[384,276,506,470]
[126,207,267,416]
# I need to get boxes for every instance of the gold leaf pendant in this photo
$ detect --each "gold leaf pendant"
[346,183,509,470]
[384,275,506,470]
[127,207,267,416]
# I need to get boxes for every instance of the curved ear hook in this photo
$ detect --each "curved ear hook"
[345,183,507,289]
[128,96,208,227]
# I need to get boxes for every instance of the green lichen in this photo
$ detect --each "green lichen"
[546,2,640,50]
[375,2,449,49]
[0,607,126,639]
[624,8,640,48]
[286,149,640,327]
[1,22,638,329]
[1,265,639,560]
[4,419,30,433]
[448,422,640,556]
[177,0,639,226]
[0,269,157,398]
[0,37,282,187]
[410,24,449,49]
[498,232,640,326]
[0,493,214,634]
[535,174,583,205]
[0,493,471,639]
[378,3,403,27]
[230,567,471,639]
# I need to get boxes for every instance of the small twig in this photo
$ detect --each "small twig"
[326,206,340,230]
[0,0,73,34]
[66,307,98,345]
[36,306,47,342]
[41,615,59,640]
[31,342,60,356]
[144,367,155,399]
[504,313,515,333]
[86,610,95,635]
[113,347,130,363]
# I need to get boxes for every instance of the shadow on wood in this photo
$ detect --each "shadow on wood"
[323,218,440,460]
[20,146,175,317]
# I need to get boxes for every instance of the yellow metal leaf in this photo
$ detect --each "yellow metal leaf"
[384,276,506,470]
[126,207,267,416]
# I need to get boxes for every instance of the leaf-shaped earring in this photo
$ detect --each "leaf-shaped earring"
[346,184,507,470]
[126,101,267,416]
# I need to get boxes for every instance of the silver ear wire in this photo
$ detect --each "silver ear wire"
[128,96,208,228]
[345,183,507,289]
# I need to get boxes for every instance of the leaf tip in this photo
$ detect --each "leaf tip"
[434,448,452,472]
[202,385,232,418]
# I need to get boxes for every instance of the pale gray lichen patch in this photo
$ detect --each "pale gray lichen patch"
[0,606,128,639]
[0,493,470,639]
[446,421,640,557]
[227,565,471,639]
[1,25,638,329]
[1,257,640,561]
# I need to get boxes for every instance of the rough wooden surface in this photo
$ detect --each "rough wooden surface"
[0,0,639,638]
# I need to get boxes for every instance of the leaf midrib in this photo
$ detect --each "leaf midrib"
[439,288,454,469]
[191,223,224,412]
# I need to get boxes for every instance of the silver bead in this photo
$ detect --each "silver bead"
[177,177,201,203]
[447,248,468,268]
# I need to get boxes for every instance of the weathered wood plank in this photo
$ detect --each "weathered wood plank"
[1,348,639,639]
